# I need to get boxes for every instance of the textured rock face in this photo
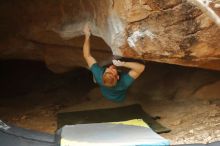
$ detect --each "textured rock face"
[0,0,220,72]
[114,0,220,71]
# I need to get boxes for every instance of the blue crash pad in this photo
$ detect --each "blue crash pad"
[59,120,170,146]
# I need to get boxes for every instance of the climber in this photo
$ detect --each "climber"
[82,23,145,102]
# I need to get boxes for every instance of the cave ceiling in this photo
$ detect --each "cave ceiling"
[0,0,220,73]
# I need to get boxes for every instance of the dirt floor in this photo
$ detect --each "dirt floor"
[0,60,220,145]
[0,87,219,145]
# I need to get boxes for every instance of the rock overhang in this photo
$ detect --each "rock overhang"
[0,0,220,72]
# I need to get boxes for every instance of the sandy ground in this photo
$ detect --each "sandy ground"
[0,87,219,145]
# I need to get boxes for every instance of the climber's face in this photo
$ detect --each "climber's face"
[102,65,119,87]
[105,65,118,78]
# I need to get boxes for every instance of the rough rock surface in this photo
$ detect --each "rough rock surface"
[0,0,220,72]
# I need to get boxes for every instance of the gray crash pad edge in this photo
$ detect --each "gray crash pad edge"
[0,120,55,143]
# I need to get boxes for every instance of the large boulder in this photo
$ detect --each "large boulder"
[0,0,220,73]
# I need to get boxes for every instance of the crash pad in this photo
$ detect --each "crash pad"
[59,121,170,146]
[57,104,171,134]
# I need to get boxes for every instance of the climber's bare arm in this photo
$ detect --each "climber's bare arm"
[113,60,145,79]
[83,24,96,68]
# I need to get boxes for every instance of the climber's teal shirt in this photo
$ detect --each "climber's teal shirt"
[90,63,134,102]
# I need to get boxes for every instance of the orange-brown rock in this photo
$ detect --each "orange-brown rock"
[0,0,220,72]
